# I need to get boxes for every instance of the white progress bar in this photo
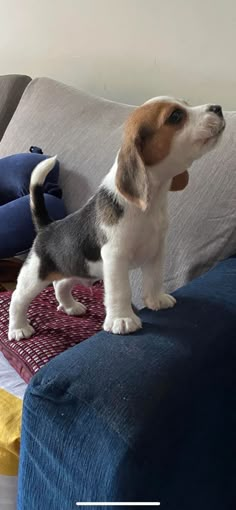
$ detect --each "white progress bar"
[76,503,160,507]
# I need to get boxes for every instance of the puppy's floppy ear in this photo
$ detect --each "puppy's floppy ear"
[116,129,149,211]
[170,170,189,191]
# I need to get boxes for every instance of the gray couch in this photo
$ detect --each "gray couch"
[0,75,235,306]
[0,74,31,141]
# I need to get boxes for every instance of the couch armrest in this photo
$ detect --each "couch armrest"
[18,257,236,510]
[0,74,31,140]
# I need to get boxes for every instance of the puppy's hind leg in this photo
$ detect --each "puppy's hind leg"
[54,278,87,316]
[8,252,48,341]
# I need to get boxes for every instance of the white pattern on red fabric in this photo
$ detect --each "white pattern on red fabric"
[0,283,104,383]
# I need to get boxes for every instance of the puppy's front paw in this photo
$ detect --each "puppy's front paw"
[8,323,35,341]
[57,301,86,316]
[103,313,142,335]
[144,293,176,311]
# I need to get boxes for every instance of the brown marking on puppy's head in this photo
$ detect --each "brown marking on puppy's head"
[116,100,189,210]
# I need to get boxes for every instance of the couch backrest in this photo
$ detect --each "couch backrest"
[0,74,31,141]
[0,78,133,213]
[0,77,235,304]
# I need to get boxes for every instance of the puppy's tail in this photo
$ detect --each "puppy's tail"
[30,156,57,231]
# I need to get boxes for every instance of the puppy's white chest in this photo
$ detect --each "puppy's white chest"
[125,208,168,268]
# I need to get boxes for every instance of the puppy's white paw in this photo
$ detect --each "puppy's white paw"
[8,323,35,341]
[103,313,142,335]
[144,293,176,311]
[57,301,86,316]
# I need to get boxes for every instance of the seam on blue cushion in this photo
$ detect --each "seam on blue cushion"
[65,391,139,456]
[30,377,140,457]
[29,384,140,459]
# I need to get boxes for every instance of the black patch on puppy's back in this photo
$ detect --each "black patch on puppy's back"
[34,186,124,282]
[34,194,103,280]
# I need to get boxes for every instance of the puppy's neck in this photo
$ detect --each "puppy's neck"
[102,156,123,200]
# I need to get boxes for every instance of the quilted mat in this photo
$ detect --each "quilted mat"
[0,283,104,383]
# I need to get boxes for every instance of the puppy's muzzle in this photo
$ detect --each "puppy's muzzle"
[207,104,226,137]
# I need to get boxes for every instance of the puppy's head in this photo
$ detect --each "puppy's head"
[116,97,225,210]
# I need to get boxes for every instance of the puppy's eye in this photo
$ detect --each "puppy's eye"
[167,109,184,124]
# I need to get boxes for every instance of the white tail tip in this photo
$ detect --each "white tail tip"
[30,155,58,187]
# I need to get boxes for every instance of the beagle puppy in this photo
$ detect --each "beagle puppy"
[8,97,225,340]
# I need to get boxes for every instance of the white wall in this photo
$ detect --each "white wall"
[0,0,235,108]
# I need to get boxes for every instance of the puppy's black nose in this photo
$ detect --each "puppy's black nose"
[208,104,223,117]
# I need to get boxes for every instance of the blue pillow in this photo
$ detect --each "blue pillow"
[0,194,66,258]
[0,152,62,205]
[0,150,66,258]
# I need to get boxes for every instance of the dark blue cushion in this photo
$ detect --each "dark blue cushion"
[18,256,236,510]
[0,152,61,205]
[0,151,66,257]
[0,194,66,258]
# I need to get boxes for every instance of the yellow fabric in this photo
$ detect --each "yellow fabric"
[0,388,22,476]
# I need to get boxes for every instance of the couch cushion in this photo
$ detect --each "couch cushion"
[0,194,66,259]
[0,152,66,257]
[0,152,61,205]
[0,77,235,303]
[17,256,236,509]
[0,75,31,141]
[165,114,236,288]
[130,111,236,301]
[0,283,104,383]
